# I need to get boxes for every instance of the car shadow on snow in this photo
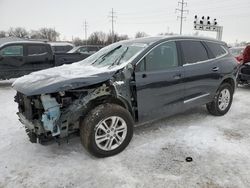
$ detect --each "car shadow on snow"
[134,106,208,135]
[40,106,208,158]
[38,136,96,159]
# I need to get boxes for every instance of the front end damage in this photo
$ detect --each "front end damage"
[15,67,136,144]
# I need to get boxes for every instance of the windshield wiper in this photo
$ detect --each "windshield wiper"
[110,47,129,67]
[91,45,122,65]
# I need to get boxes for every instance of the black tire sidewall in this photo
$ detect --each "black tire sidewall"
[81,103,134,158]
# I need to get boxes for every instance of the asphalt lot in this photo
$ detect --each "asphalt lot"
[1,80,250,188]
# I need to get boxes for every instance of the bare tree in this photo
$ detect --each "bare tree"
[0,31,7,38]
[29,30,42,39]
[8,27,29,38]
[239,41,247,47]
[87,32,129,45]
[72,37,84,46]
[158,32,175,36]
[135,31,148,38]
[37,28,60,41]
[106,33,114,44]
[106,33,128,44]
[117,34,129,41]
[88,31,107,45]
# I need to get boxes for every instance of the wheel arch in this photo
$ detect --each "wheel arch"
[82,95,134,120]
[220,77,236,93]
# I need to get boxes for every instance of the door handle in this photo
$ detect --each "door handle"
[173,74,181,80]
[142,73,147,78]
[212,67,219,72]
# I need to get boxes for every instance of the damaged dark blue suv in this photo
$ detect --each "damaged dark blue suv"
[13,36,238,157]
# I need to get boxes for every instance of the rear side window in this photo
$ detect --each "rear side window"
[180,41,209,64]
[0,45,23,56]
[206,42,227,58]
[28,45,48,55]
[88,47,99,52]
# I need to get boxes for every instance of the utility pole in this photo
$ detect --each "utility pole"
[83,20,88,45]
[109,8,116,43]
[176,0,188,35]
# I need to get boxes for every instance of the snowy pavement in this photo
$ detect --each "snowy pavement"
[1,81,250,188]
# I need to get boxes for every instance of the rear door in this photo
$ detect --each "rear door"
[24,44,54,72]
[135,41,185,122]
[0,44,24,79]
[178,40,221,108]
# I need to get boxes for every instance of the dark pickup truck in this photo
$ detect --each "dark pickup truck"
[0,40,90,80]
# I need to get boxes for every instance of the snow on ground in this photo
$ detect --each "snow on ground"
[1,81,250,188]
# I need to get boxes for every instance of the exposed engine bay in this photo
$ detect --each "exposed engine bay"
[14,67,137,144]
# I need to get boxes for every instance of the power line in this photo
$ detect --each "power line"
[108,8,117,43]
[118,9,168,15]
[176,0,188,35]
[118,18,177,25]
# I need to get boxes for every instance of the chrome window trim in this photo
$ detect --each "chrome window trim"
[184,93,210,104]
[183,42,229,67]
[135,40,177,66]
[135,38,228,67]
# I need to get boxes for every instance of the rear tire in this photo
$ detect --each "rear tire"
[80,103,134,158]
[206,83,233,116]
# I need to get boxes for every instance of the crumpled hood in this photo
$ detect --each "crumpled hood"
[12,63,117,96]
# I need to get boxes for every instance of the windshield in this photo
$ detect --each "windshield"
[78,42,147,68]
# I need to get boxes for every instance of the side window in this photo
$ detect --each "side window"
[27,45,48,56]
[78,47,87,53]
[136,58,146,72]
[89,47,98,52]
[0,45,23,56]
[206,42,227,58]
[180,41,209,64]
[144,41,178,71]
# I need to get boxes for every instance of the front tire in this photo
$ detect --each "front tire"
[206,83,233,116]
[80,103,134,158]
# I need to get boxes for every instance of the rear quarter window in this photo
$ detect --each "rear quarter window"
[205,42,227,58]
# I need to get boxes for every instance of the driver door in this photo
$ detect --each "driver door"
[135,41,185,122]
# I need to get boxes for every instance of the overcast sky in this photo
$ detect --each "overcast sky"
[0,0,249,43]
